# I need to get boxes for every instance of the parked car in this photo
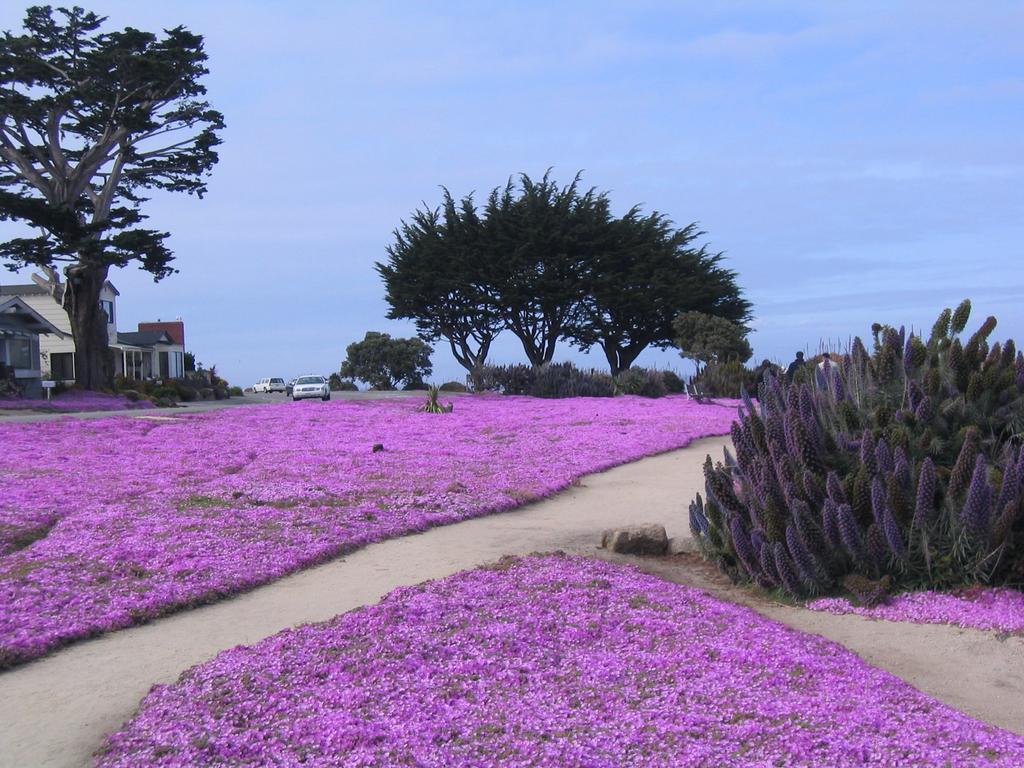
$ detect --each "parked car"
[285,378,297,396]
[291,374,330,401]
[254,377,287,393]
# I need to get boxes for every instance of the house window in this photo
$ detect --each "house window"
[124,349,144,380]
[99,300,114,325]
[172,351,184,378]
[51,352,76,380]
[10,336,37,370]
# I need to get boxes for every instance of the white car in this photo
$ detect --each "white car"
[254,377,287,393]
[291,374,331,401]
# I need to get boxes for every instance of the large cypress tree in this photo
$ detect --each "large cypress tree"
[0,6,223,388]
[572,213,751,375]
[377,190,500,384]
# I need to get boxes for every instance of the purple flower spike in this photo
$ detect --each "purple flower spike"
[875,439,894,474]
[893,448,911,490]
[822,499,843,551]
[995,457,1020,515]
[826,471,848,505]
[882,508,905,557]
[870,475,889,526]
[913,458,936,530]
[759,542,779,586]
[836,504,866,562]
[730,517,758,578]
[960,455,992,538]
[773,541,804,597]
[786,525,819,586]
[914,396,934,423]
[860,431,877,475]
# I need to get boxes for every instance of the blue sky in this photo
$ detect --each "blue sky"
[2,1,1022,386]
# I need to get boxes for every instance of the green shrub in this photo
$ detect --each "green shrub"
[228,386,244,397]
[689,360,762,399]
[151,386,179,402]
[475,364,535,394]
[122,390,141,402]
[419,385,454,413]
[173,382,198,402]
[615,368,669,398]
[661,370,686,394]
[690,300,1024,599]
[439,381,468,392]
[531,363,614,398]
[476,362,613,398]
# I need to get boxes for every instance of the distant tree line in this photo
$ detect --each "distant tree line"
[376,172,751,381]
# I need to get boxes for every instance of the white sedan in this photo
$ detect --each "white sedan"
[291,375,331,401]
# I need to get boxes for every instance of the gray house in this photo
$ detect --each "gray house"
[0,296,66,396]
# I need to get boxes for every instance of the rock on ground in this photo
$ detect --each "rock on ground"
[600,524,669,555]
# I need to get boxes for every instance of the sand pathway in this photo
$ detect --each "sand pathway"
[1,435,1022,767]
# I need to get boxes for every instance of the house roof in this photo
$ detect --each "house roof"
[0,283,49,296]
[117,330,174,347]
[0,297,67,336]
[0,278,120,300]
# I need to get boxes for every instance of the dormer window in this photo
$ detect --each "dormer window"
[99,300,114,325]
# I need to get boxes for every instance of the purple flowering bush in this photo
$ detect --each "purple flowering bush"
[0,391,154,412]
[691,300,1024,599]
[96,555,1024,767]
[0,395,735,668]
[807,586,1024,633]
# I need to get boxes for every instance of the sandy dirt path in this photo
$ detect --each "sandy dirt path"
[1,434,1022,767]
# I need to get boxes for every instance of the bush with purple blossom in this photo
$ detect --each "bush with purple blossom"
[690,300,1024,599]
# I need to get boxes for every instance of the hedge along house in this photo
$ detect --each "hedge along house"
[0,275,185,383]
[0,296,67,396]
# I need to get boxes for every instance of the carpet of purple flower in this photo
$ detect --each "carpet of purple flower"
[95,554,1024,767]
[807,587,1024,634]
[0,391,153,412]
[0,395,735,668]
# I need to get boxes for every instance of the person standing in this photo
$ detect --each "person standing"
[785,351,805,384]
[816,352,840,389]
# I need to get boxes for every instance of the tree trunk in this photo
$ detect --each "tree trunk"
[512,328,558,367]
[64,263,113,390]
[602,343,644,377]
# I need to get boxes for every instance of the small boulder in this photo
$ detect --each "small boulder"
[599,524,669,556]
[667,536,695,555]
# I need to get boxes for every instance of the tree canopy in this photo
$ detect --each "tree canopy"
[379,171,751,375]
[673,311,753,371]
[571,214,750,374]
[377,190,499,381]
[340,332,433,390]
[480,172,610,367]
[0,5,223,388]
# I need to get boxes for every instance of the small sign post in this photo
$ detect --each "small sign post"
[41,380,55,402]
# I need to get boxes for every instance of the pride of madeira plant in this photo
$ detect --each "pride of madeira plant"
[690,300,1024,600]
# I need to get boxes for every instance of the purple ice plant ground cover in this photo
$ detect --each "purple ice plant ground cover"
[0,395,736,668]
[0,391,154,412]
[96,554,1024,767]
[807,587,1024,634]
